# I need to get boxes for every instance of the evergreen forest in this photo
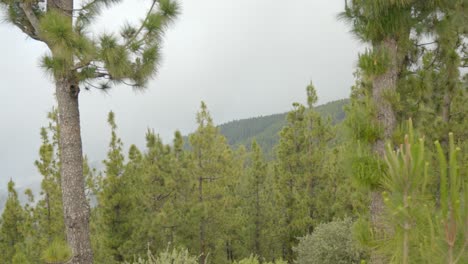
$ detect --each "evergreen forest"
[0,0,467,264]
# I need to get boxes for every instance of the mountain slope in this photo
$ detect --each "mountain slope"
[218,99,349,155]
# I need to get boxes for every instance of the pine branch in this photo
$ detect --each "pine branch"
[124,0,159,47]
[76,0,121,24]
[416,41,437,47]
[71,62,90,71]
[11,20,41,41]
[18,2,42,41]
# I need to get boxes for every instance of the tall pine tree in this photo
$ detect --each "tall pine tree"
[0,1,179,261]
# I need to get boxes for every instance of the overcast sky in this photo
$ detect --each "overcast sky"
[0,0,360,189]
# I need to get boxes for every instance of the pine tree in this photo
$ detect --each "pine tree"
[362,121,468,264]
[341,2,431,262]
[246,141,267,256]
[274,83,333,262]
[432,133,468,263]
[0,180,26,263]
[31,109,66,260]
[95,111,131,263]
[160,131,194,251]
[380,121,430,263]
[0,1,179,261]
[432,1,466,143]
[188,102,235,264]
[403,1,468,144]
[133,130,178,256]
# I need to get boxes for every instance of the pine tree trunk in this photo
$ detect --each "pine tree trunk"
[441,90,452,149]
[370,37,399,264]
[55,77,93,264]
[372,38,398,156]
[442,91,451,124]
[254,183,260,256]
[199,175,206,264]
[47,0,94,262]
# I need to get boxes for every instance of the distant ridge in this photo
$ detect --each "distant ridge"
[218,99,349,155]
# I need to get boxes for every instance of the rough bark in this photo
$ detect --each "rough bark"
[372,38,398,156]
[56,77,93,264]
[47,1,94,263]
[442,90,451,124]
[370,37,399,264]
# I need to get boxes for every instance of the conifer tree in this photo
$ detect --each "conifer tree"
[105,142,145,261]
[95,111,130,263]
[274,83,333,262]
[31,109,67,260]
[223,145,247,262]
[189,102,235,264]
[380,122,430,263]
[0,180,26,263]
[432,133,468,263]
[275,102,312,263]
[0,1,179,261]
[341,2,429,262]
[246,141,267,256]
[364,123,468,264]
[341,0,428,152]
[159,131,193,251]
[404,1,468,144]
[132,131,178,255]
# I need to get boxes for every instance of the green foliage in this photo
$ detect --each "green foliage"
[350,143,386,190]
[0,180,25,264]
[340,0,417,42]
[93,111,131,263]
[353,125,468,264]
[313,146,366,221]
[2,0,180,87]
[12,1,468,264]
[33,108,65,247]
[430,133,468,264]
[273,85,352,262]
[41,239,72,263]
[1,3,466,262]
[12,245,30,264]
[237,141,271,258]
[378,121,431,263]
[39,10,75,48]
[125,247,198,264]
[188,102,238,263]
[233,255,287,264]
[294,218,365,264]
[358,48,391,76]
[341,1,468,261]
[7,108,67,262]
[344,88,381,143]
[218,99,348,156]
[306,81,318,108]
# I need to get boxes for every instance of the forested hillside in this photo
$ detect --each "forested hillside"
[219,99,348,154]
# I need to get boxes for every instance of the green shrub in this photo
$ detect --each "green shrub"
[125,247,198,264]
[358,48,391,76]
[233,255,287,264]
[294,218,365,264]
[41,240,72,264]
[351,144,386,189]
